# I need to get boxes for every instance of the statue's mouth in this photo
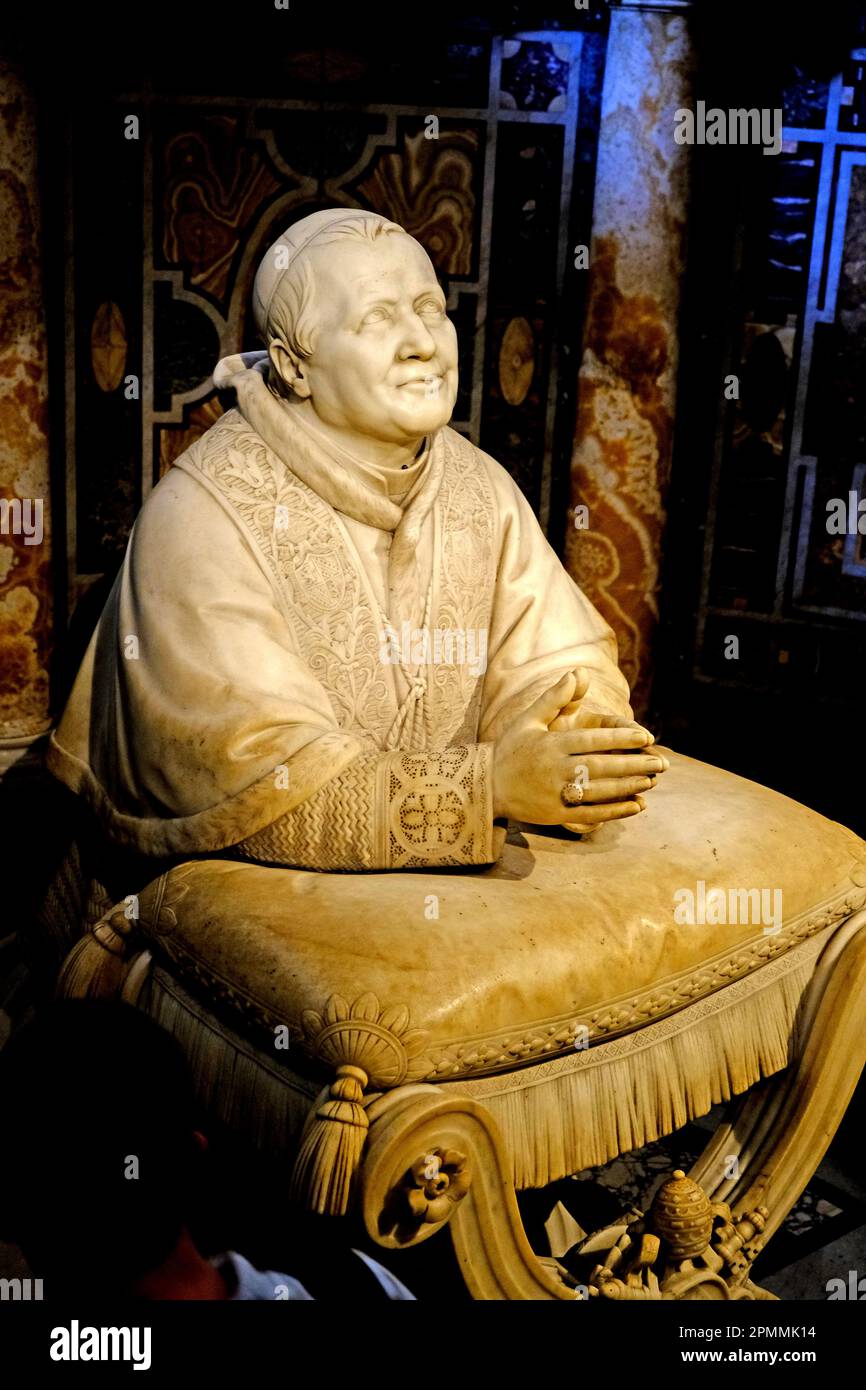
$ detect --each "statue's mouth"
[397,373,444,390]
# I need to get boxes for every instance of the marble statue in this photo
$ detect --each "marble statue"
[48,208,668,868]
[45,214,866,1304]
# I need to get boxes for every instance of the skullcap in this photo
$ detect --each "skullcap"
[252,207,397,340]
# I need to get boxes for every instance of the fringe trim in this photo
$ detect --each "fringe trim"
[143,970,316,1152]
[461,953,818,1190]
[145,973,373,1212]
[138,938,821,1197]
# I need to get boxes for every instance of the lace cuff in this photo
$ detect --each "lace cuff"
[233,744,497,870]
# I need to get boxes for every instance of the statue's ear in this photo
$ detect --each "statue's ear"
[268,337,311,399]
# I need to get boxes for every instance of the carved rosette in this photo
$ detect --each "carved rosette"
[300,992,430,1089]
[401,1148,472,1226]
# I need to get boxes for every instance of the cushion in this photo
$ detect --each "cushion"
[130,751,866,1091]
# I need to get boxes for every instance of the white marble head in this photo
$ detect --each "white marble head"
[253,208,459,449]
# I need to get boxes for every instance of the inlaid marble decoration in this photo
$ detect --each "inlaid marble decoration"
[696,27,866,698]
[0,62,52,741]
[61,25,607,613]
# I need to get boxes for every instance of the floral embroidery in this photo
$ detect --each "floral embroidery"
[182,410,496,753]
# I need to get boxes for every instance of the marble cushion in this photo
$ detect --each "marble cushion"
[131,752,866,1089]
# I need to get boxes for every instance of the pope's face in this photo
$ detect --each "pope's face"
[297,234,459,444]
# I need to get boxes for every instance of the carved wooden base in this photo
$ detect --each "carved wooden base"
[359,914,866,1300]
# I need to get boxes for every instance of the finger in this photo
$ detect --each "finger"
[550,710,602,732]
[581,753,667,779]
[552,710,657,736]
[597,716,655,744]
[553,726,653,754]
[548,699,587,733]
[562,799,643,828]
[579,776,658,803]
[525,671,578,729]
[571,667,590,703]
[556,701,584,718]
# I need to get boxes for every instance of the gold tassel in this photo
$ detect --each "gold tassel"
[56,910,135,1000]
[289,1064,369,1215]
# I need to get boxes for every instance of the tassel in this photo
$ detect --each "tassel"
[289,1064,369,1215]
[56,909,135,1000]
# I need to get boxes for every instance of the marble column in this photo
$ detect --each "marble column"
[564,0,692,718]
[0,60,52,770]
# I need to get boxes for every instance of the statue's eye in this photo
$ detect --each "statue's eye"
[361,306,390,326]
[418,299,444,317]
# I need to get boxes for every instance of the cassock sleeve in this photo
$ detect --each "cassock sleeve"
[234,743,500,870]
[477,457,633,744]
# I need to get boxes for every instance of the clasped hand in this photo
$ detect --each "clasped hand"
[492,669,668,832]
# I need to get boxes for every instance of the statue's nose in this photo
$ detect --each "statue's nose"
[396,313,437,360]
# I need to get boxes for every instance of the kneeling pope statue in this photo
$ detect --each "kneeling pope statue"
[49,208,669,870]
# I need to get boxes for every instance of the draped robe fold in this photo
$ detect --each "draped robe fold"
[48,355,632,868]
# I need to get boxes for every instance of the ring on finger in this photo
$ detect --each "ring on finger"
[561,767,590,806]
